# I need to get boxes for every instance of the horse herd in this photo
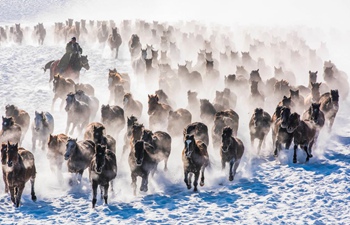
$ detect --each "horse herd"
[0,18,347,208]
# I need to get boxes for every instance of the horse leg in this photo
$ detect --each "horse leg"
[77,170,84,184]
[200,166,206,186]
[274,140,280,157]
[92,180,98,208]
[116,47,119,59]
[286,138,292,150]
[193,171,200,192]
[131,173,137,196]
[221,158,226,170]
[103,183,109,204]
[65,119,71,134]
[51,95,58,112]
[329,117,335,133]
[184,170,191,189]
[229,159,235,181]
[59,99,65,111]
[70,122,77,136]
[3,171,8,193]
[293,144,298,163]
[15,184,24,208]
[258,136,264,155]
[250,134,255,150]
[32,135,36,152]
[231,159,240,181]
[140,173,149,192]
[304,146,310,163]
[164,157,168,171]
[30,176,37,202]
[9,186,15,204]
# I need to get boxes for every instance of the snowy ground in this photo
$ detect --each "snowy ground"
[1,0,350,224]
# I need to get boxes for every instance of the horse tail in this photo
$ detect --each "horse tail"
[43,60,55,73]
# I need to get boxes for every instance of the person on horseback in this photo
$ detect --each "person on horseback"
[58,37,83,73]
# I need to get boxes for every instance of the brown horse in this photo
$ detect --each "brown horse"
[184,122,209,147]
[65,92,91,135]
[212,110,239,149]
[129,140,158,195]
[167,109,192,137]
[286,113,316,163]
[0,116,22,145]
[319,90,339,132]
[84,122,116,153]
[101,104,125,138]
[4,142,37,207]
[108,69,130,93]
[64,138,95,185]
[123,116,138,154]
[46,55,90,82]
[32,23,46,45]
[123,93,143,118]
[141,130,172,171]
[128,34,142,59]
[5,104,30,141]
[305,82,322,105]
[221,127,244,181]
[108,27,122,59]
[89,144,117,208]
[52,74,75,111]
[272,106,293,157]
[47,133,68,173]
[249,108,271,154]
[182,134,209,192]
[75,90,99,121]
[1,143,8,193]
[31,111,54,152]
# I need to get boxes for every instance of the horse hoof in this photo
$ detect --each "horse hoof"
[229,176,234,181]
[32,195,37,202]
[200,181,205,186]
[293,159,297,163]
[310,154,313,158]
[193,187,198,192]
[187,185,191,190]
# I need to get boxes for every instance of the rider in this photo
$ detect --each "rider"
[58,37,83,73]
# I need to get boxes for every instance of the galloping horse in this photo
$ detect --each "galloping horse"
[44,55,90,82]
[108,27,122,59]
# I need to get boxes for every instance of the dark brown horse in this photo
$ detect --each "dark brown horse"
[221,127,244,181]
[31,111,54,151]
[3,142,37,207]
[89,144,117,208]
[123,116,138,154]
[1,143,9,193]
[184,122,209,147]
[0,116,22,145]
[5,104,30,141]
[182,134,209,192]
[148,94,172,130]
[84,122,116,153]
[47,133,68,173]
[65,92,91,135]
[319,90,339,132]
[46,55,90,82]
[141,130,172,171]
[272,106,293,157]
[101,104,125,138]
[108,27,122,59]
[52,74,75,111]
[286,113,316,163]
[249,108,271,154]
[64,138,95,185]
[129,140,158,195]
[212,110,239,149]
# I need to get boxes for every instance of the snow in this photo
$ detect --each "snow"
[1,0,350,224]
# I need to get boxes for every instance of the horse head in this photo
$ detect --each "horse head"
[310,103,321,124]
[2,116,14,130]
[94,144,106,174]
[221,127,233,153]
[286,112,300,134]
[6,142,19,167]
[134,141,145,166]
[184,134,196,158]
[34,111,46,131]
[93,125,105,143]
[309,71,318,84]
[280,106,291,129]
[65,138,77,160]
[253,108,264,127]
[132,123,144,142]
[80,55,90,70]
[330,89,339,110]
[65,92,76,112]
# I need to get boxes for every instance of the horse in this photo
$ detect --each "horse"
[123,115,138,154]
[89,144,117,208]
[129,140,158,195]
[64,138,95,185]
[3,142,37,207]
[248,81,264,109]
[177,64,203,91]
[108,27,122,59]
[128,34,142,59]
[47,133,68,174]
[148,94,173,130]
[51,74,75,111]
[141,130,172,171]
[46,55,90,82]
[75,90,99,121]
[31,111,54,152]
[286,113,316,163]
[221,127,244,181]
[249,108,271,154]
[1,143,9,193]
[272,106,293,157]
[200,99,217,125]
[5,104,30,141]
[12,24,23,44]
[323,66,349,99]
[212,110,239,149]
[0,116,22,145]
[108,69,131,93]
[187,90,200,117]
[319,90,339,132]
[182,134,209,192]
[305,82,322,105]
[84,122,116,153]
[123,93,143,118]
[167,109,192,137]
[184,122,209,147]
[101,104,125,138]
[65,92,91,135]
[111,84,126,105]
[290,89,305,113]
[97,23,109,43]
[32,23,46,45]
[75,83,95,96]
